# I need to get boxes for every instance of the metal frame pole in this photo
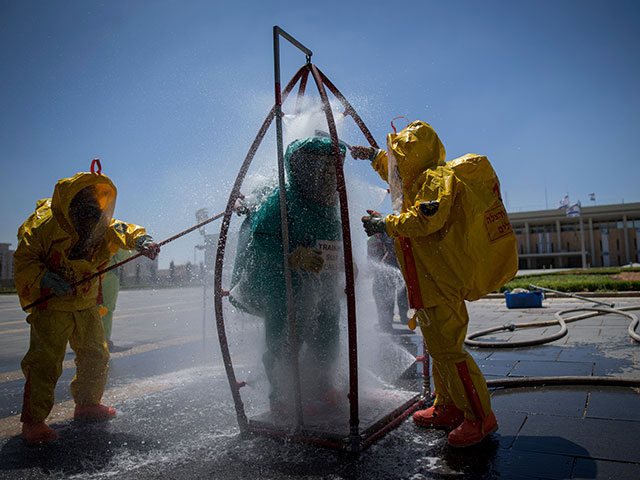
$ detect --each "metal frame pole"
[214,65,309,433]
[273,25,312,428]
[308,63,360,450]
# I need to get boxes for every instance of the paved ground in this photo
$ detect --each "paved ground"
[0,286,639,479]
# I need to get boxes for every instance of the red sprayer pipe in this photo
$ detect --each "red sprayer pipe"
[316,67,379,149]
[22,211,225,312]
[294,68,310,115]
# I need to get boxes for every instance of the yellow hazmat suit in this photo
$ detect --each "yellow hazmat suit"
[369,121,517,424]
[14,170,149,424]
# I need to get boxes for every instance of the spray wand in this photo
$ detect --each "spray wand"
[23,211,225,311]
[529,284,615,308]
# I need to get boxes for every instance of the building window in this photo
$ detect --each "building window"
[595,222,616,230]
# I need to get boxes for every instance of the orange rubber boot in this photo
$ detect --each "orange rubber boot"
[413,404,464,429]
[74,404,116,422]
[448,410,498,447]
[22,422,57,443]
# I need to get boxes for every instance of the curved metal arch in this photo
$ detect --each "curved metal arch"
[213,65,310,432]
[309,63,360,443]
[213,62,384,441]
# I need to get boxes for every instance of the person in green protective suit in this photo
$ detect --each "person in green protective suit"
[99,249,133,351]
[230,136,346,412]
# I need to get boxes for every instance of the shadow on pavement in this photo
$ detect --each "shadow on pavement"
[490,435,597,479]
[0,421,154,478]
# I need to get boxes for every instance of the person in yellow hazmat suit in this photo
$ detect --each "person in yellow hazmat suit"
[351,120,517,447]
[14,160,160,444]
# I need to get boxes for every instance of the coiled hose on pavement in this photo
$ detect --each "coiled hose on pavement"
[464,288,640,389]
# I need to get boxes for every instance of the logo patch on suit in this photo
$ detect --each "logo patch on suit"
[483,202,512,242]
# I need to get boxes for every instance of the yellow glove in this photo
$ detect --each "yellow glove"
[290,246,324,273]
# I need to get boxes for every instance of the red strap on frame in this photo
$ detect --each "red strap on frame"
[390,116,409,134]
[91,158,102,174]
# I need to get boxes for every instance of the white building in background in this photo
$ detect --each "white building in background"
[117,253,159,285]
[510,202,640,269]
[0,243,14,281]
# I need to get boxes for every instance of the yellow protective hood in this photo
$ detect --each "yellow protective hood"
[14,167,150,313]
[370,122,517,310]
[51,172,117,242]
[386,120,446,190]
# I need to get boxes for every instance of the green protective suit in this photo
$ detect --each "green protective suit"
[230,137,345,406]
[100,249,133,340]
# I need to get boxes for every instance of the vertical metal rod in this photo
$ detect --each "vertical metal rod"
[422,339,431,399]
[202,277,206,353]
[214,65,308,433]
[309,63,360,447]
[273,25,304,428]
[579,216,587,268]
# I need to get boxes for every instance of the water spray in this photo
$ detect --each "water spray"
[212,26,426,452]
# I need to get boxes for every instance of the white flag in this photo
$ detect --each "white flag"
[566,202,582,217]
[557,194,569,209]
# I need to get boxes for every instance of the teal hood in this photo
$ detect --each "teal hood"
[285,136,347,192]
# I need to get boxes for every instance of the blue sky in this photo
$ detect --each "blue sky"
[1,0,639,268]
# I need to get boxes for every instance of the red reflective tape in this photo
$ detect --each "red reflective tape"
[399,237,423,309]
[455,360,485,421]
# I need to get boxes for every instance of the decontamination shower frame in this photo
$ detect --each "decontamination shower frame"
[213,26,429,452]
